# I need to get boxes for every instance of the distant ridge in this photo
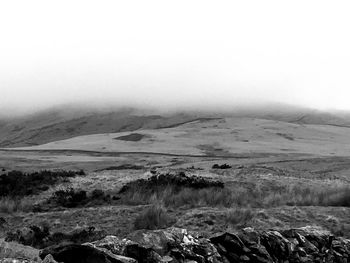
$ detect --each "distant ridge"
[1,104,349,147]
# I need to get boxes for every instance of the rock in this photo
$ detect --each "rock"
[41,254,58,263]
[5,225,50,248]
[0,259,36,263]
[40,244,127,263]
[85,235,128,255]
[90,247,137,263]
[38,227,350,263]
[127,228,177,255]
[124,241,163,263]
[0,238,40,261]
[6,225,105,249]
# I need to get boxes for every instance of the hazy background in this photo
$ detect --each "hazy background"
[1,0,350,115]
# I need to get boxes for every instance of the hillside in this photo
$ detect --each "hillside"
[0,108,200,147]
[11,117,350,156]
[1,104,350,149]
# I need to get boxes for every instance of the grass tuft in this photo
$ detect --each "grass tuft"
[134,204,173,230]
[225,207,255,227]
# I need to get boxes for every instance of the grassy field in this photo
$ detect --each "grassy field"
[1,117,350,243]
[1,150,350,239]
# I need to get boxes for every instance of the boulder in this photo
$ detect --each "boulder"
[36,226,350,263]
[85,235,128,255]
[40,244,127,263]
[0,238,40,261]
[0,259,36,263]
[41,254,59,263]
[126,229,177,255]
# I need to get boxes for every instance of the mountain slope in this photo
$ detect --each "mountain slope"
[0,108,199,147]
[11,117,350,157]
[1,104,350,148]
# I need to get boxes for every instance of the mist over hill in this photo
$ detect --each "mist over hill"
[0,103,350,148]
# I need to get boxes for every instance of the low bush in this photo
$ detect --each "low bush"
[212,164,232,169]
[0,170,85,197]
[41,188,112,209]
[134,204,174,230]
[51,188,88,208]
[119,172,224,195]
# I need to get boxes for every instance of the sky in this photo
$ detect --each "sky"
[1,0,350,115]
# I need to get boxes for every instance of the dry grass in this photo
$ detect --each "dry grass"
[225,207,255,226]
[120,182,350,209]
[120,186,234,208]
[284,185,350,207]
[0,197,33,213]
[134,204,174,230]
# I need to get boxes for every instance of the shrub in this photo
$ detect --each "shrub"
[134,204,174,230]
[52,188,87,208]
[90,189,105,199]
[119,172,224,195]
[212,164,232,169]
[0,170,85,197]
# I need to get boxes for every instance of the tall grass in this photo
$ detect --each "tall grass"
[0,197,33,213]
[119,183,350,209]
[225,207,255,226]
[134,204,173,230]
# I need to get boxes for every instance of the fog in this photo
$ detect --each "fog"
[1,0,350,116]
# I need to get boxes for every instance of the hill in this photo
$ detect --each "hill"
[1,104,350,149]
[0,107,200,147]
[10,117,350,156]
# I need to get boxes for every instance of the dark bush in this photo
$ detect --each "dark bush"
[90,189,105,199]
[212,163,232,169]
[96,164,145,171]
[52,188,88,208]
[76,169,86,176]
[42,188,111,209]
[0,170,85,197]
[119,171,224,195]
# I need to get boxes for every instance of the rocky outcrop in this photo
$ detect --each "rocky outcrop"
[4,226,350,262]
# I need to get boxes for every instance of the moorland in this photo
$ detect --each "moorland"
[1,105,350,262]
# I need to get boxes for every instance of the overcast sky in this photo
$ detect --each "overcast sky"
[1,0,350,114]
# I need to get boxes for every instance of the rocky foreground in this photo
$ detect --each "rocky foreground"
[2,226,350,263]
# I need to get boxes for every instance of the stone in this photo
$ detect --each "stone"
[127,229,177,255]
[0,259,36,263]
[0,239,40,261]
[41,254,58,263]
[40,243,127,263]
[32,227,350,263]
[85,235,128,255]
